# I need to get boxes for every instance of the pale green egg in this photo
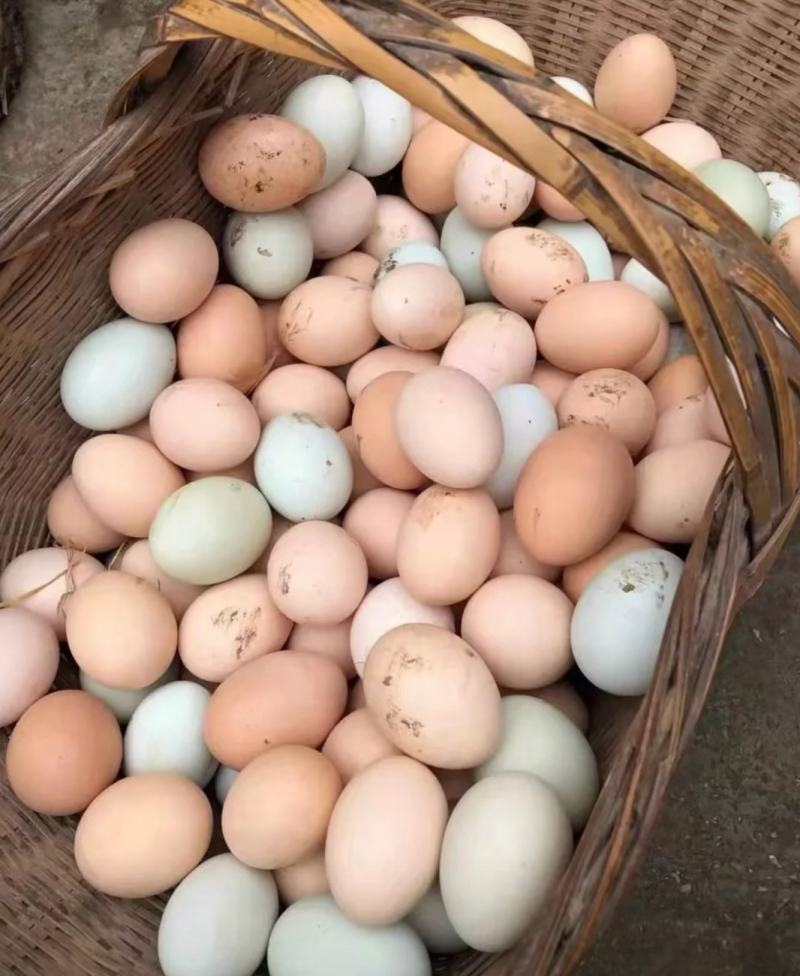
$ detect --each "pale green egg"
[695,158,771,237]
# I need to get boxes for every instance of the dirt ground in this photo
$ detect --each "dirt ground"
[1,2,798,974]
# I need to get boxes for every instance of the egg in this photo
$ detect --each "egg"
[363,623,501,768]
[514,426,635,565]
[441,308,537,392]
[322,709,402,783]
[482,227,588,318]
[158,853,280,976]
[60,317,176,431]
[149,477,272,585]
[491,509,561,581]
[280,75,364,189]
[530,361,575,406]
[114,538,204,621]
[641,121,721,170]
[535,182,584,221]
[528,681,589,733]
[109,219,219,324]
[375,241,448,284]
[439,773,572,951]
[223,209,313,300]
[594,34,677,132]
[631,312,670,380]
[0,608,59,727]
[47,474,126,553]
[274,851,330,904]
[620,258,681,321]
[198,114,325,211]
[74,773,213,897]
[267,521,368,625]
[346,346,439,401]
[759,171,800,240]
[439,207,494,301]
[360,195,439,261]
[696,159,771,236]
[371,264,464,351]
[644,394,710,453]
[79,659,179,723]
[557,368,656,455]
[461,575,572,689]
[297,171,378,259]
[771,215,800,286]
[350,76,413,176]
[552,76,593,105]
[337,426,383,499]
[287,618,355,679]
[452,15,534,65]
[703,387,731,445]
[561,530,656,602]
[648,354,709,411]
[629,439,731,543]
[454,144,536,228]
[342,488,415,579]
[572,547,685,694]
[252,366,347,431]
[537,219,614,281]
[396,367,503,488]
[402,122,470,214]
[214,765,239,805]
[222,745,342,869]
[407,882,468,954]
[326,756,448,925]
[321,251,379,284]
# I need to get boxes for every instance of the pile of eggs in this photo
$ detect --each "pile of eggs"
[0,16,788,976]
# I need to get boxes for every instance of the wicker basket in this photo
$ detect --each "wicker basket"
[2,1,800,974]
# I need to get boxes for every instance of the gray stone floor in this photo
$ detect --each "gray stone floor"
[1,2,798,974]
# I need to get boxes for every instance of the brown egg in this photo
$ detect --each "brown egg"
[452,15,534,65]
[630,312,670,381]
[441,307,537,390]
[557,368,656,455]
[397,485,501,606]
[372,264,465,351]
[74,773,212,897]
[6,690,122,815]
[644,394,710,453]
[482,227,588,319]
[346,347,440,401]
[251,364,350,430]
[267,521,369,625]
[530,361,575,406]
[117,416,156,443]
[274,850,330,904]
[186,455,257,487]
[629,440,731,543]
[561,530,655,602]
[527,681,589,734]
[535,183,584,221]
[535,281,663,373]
[47,475,125,553]
[259,301,296,369]
[223,746,341,869]
[343,488,415,580]
[71,434,185,538]
[66,571,177,689]
[648,354,709,412]
[115,539,204,621]
[109,219,219,324]
[322,709,402,783]
[287,617,355,679]
[702,388,731,446]
[204,650,347,768]
[338,426,383,498]
[278,276,379,367]
[363,623,501,768]
[402,122,470,214]
[772,216,800,286]
[514,426,635,565]
[360,196,439,262]
[490,509,561,582]
[321,251,379,285]
[198,114,325,211]
[177,285,267,392]
[641,121,721,171]
[594,34,677,133]
[298,171,378,259]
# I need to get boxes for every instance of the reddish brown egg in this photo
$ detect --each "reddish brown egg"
[402,122,470,214]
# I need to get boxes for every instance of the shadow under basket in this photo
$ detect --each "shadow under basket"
[3,1,800,975]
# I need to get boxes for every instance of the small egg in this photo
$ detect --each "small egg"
[528,681,589,733]
[274,851,330,904]
[46,475,125,553]
[439,207,494,301]
[641,121,721,171]
[79,659,179,724]
[562,530,655,603]
[441,308,537,391]
[759,172,800,240]
[109,219,219,324]
[287,617,356,679]
[374,241,448,284]
[620,258,681,321]
[223,209,313,301]
[360,195,439,261]
[408,882,468,954]
[454,145,535,229]
[453,15,534,65]
[346,346,439,401]
[594,34,677,132]
[648,354,709,412]
[491,510,561,582]
[297,171,378,259]
[402,122,470,214]
[321,251,379,284]
[251,364,350,429]
[322,709,402,784]
[0,608,60,727]
[338,426,382,498]
[644,394,710,453]
[557,368,656,455]
[530,361,575,406]
[771,214,800,286]
[696,159,771,236]
[371,264,464,351]
[535,182,585,221]
[631,313,670,381]
[343,488,415,579]
[552,76,593,104]
[351,77,413,177]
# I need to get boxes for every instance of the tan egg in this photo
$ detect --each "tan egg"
[322,709,402,783]
[557,368,656,455]
[259,301,296,369]
[363,623,501,768]
[491,509,561,582]
[453,15,534,65]
[278,276,379,367]
[348,679,367,712]
[535,183,585,221]
[514,426,635,565]
[561,530,655,602]
[346,347,439,401]
[396,367,504,489]
[177,285,267,392]
[287,617,356,679]
[223,746,341,869]
[114,539,203,621]
[630,312,670,381]
[274,850,330,904]
[109,219,218,324]
[204,650,347,769]
[702,388,731,446]
[66,571,177,689]
[441,307,537,390]
[371,264,464,351]
[179,574,292,682]
[648,354,709,412]
[338,426,383,498]
[772,216,800,286]
[251,364,350,429]
[535,282,663,374]
[74,773,213,897]
[326,756,448,926]
[186,455,257,487]
[6,690,122,816]
[594,34,677,133]
[343,488,415,580]
[530,361,575,407]
[461,575,573,689]
[298,171,378,259]
[454,144,536,229]
[360,196,439,261]
[72,435,184,538]
[267,521,368,625]
[629,440,731,543]
[397,486,501,606]
[641,121,721,170]
[527,681,589,734]
[149,379,261,472]
[47,474,125,553]
[321,251,379,285]
[644,394,710,454]
[351,372,427,490]
[0,548,104,639]
[482,227,588,319]
[402,122,470,214]
[198,114,325,211]
[117,416,156,443]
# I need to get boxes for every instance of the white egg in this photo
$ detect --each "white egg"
[60,318,175,431]
[214,764,239,805]
[571,547,685,696]
[406,883,467,954]
[538,219,613,281]
[350,77,413,177]
[439,207,494,301]
[552,76,594,105]
[758,171,800,241]
[79,659,179,723]
[149,477,273,585]
[159,853,279,976]
[267,896,431,976]
[375,241,449,283]
[223,209,313,300]
[281,75,365,190]
[484,384,558,510]
[254,413,353,522]
[695,158,771,237]
[440,773,573,952]
[476,696,599,829]
[124,681,218,786]
[621,258,681,321]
